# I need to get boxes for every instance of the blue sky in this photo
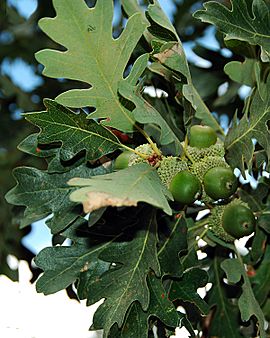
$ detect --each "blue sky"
[6,0,229,254]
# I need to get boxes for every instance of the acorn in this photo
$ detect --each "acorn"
[157,156,188,187]
[208,200,256,242]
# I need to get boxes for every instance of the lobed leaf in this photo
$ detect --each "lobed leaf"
[225,75,270,174]
[206,256,242,337]
[88,209,160,335]
[157,213,188,278]
[118,80,182,154]
[221,257,266,338]
[36,0,148,132]
[224,59,258,87]
[24,99,121,162]
[251,245,270,305]
[35,217,115,295]
[108,274,182,338]
[5,164,108,232]
[194,0,270,61]
[69,163,173,215]
[169,268,210,315]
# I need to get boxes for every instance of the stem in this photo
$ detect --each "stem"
[182,134,194,163]
[191,226,209,253]
[198,227,209,241]
[135,124,162,156]
[120,143,149,159]
[188,218,209,232]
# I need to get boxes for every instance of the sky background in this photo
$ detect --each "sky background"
[4,0,237,255]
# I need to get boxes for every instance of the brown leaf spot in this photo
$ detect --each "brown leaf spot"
[82,192,137,213]
[153,43,182,64]
[80,262,89,272]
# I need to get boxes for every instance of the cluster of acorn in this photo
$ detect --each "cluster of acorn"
[114,125,256,242]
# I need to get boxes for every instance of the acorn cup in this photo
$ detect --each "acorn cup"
[208,200,256,242]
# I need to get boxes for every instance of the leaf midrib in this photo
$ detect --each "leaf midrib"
[226,107,270,150]
[26,114,120,147]
[200,5,270,41]
[38,235,120,292]
[65,2,136,127]
[108,213,155,325]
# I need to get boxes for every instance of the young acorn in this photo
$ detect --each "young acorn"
[114,151,132,170]
[157,156,188,187]
[188,125,217,149]
[169,170,202,205]
[203,166,237,200]
[208,200,256,242]
[157,156,201,205]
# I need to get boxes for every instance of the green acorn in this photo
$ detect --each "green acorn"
[222,199,256,239]
[191,156,228,181]
[208,200,256,242]
[157,156,188,187]
[186,143,225,163]
[208,204,235,242]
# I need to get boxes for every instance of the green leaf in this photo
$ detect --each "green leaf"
[248,226,267,264]
[24,99,121,162]
[69,163,173,215]
[225,75,270,174]
[206,256,242,338]
[224,59,258,87]
[194,0,270,61]
[152,41,191,82]
[145,5,224,135]
[118,81,182,153]
[258,209,270,234]
[122,0,224,136]
[221,257,266,338]
[5,164,108,232]
[36,0,148,132]
[182,83,224,135]
[18,133,58,158]
[88,209,160,335]
[146,0,180,43]
[108,302,149,338]
[145,0,192,83]
[158,214,188,277]
[109,274,182,338]
[251,245,270,305]
[169,268,210,315]
[35,217,112,295]
[121,0,145,19]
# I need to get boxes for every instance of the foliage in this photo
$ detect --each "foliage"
[4,0,270,337]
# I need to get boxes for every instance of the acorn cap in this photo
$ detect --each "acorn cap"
[191,156,228,181]
[186,143,225,163]
[157,156,188,187]
[208,204,235,242]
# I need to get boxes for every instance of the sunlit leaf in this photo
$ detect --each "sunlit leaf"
[36,0,148,132]
[69,163,173,215]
